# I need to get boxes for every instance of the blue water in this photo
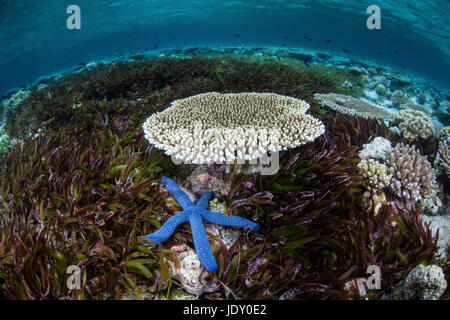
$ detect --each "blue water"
[0,0,449,95]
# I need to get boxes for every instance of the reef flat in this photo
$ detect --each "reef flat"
[0,48,448,300]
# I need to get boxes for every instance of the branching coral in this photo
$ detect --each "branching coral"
[357,159,392,190]
[313,92,394,120]
[143,92,325,164]
[394,109,435,142]
[386,143,436,201]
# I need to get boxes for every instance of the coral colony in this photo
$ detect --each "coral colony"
[0,53,448,300]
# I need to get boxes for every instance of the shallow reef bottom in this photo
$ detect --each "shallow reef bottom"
[0,51,448,300]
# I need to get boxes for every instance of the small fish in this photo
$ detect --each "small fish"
[233,33,241,38]
[303,36,313,41]
[282,43,287,47]
[79,62,86,66]
[443,35,449,39]
[395,49,400,54]
[304,61,311,67]
[342,48,349,53]
[326,39,332,43]
[377,52,381,55]
[283,36,289,40]
[172,36,176,40]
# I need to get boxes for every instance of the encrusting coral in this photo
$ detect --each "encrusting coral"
[357,159,392,191]
[385,143,436,201]
[313,92,394,120]
[358,136,392,161]
[394,109,435,143]
[390,265,447,300]
[143,92,325,164]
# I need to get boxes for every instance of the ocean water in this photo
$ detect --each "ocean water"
[0,0,449,95]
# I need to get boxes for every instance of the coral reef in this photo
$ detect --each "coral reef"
[314,92,394,120]
[357,159,392,191]
[390,265,447,300]
[0,56,442,300]
[394,109,435,143]
[386,143,435,201]
[143,92,324,164]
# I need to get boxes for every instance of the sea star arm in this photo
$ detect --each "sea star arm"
[162,176,194,209]
[199,210,261,231]
[143,210,191,244]
[195,191,215,210]
[189,210,218,271]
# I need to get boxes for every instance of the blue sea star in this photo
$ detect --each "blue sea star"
[143,176,260,271]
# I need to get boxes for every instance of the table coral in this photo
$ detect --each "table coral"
[314,92,394,120]
[143,92,324,165]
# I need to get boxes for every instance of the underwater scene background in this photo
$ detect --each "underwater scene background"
[0,0,449,300]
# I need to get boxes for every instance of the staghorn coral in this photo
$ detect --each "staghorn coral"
[358,136,392,161]
[313,92,394,120]
[357,159,392,190]
[386,143,436,201]
[394,109,435,142]
[143,92,324,164]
